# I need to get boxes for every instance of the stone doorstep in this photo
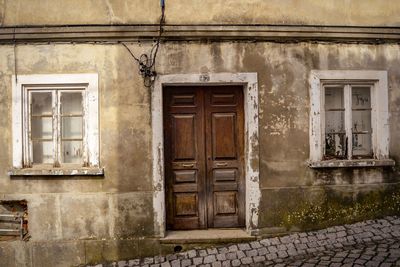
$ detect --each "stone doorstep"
[159,229,256,244]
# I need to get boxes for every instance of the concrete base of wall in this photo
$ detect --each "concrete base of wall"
[0,239,151,267]
[0,238,253,266]
[1,183,399,266]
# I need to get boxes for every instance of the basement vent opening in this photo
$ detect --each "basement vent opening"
[174,245,183,253]
[0,200,28,241]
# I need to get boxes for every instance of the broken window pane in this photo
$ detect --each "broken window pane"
[325,86,346,158]
[62,141,83,164]
[32,141,53,164]
[325,133,346,158]
[31,92,52,115]
[352,87,372,157]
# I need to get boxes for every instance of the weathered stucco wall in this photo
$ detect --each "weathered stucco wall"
[0,44,159,265]
[1,0,400,26]
[0,41,400,265]
[155,42,400,230]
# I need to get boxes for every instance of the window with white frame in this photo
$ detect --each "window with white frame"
[12,74,100,171]
[309,70,394,167]
[324,83,373,159]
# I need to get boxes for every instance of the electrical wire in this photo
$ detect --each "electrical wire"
[121,3,165,88]
[121,42,140,62]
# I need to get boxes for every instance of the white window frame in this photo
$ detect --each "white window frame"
[309,70,394,168]
[11,74,101,175]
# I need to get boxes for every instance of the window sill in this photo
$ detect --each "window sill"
[308,159,395,169]
[8,167,104,176]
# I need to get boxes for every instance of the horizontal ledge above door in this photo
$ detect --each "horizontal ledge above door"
[0,24,400,44]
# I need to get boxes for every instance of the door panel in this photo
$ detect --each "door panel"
[171,94,196,106]
[174,170,197,183]
[164,86,244,230]
[164,87,206,230]
[214,192,237,215]
[212,113,237,159]
[172,114,196,160]
[211,93,237,106]
[175,193,198,216]
[206,87,245,228]
[213,169,236,182]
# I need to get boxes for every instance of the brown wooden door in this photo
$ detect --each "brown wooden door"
[163,86,244,230]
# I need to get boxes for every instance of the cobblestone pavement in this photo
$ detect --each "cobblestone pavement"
[285,238,400,266]
[89,216,400,267]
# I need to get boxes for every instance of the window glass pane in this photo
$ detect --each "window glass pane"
[352,110,372,132]
[325,133,346,158]
[31,92,52,115]
[325,87,345,132]
[325,111,345,133]
[352,87,371,109]
[31,117,52,139]
[61,92,83,115]
[325,86,344,110]
[325,86,345,158]
[62,117,83,139]
[62,141,82,163]
[32,141,53,164]
[352,133,372,157]
[352,87,372,157]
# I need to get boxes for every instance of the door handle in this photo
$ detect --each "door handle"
[182,163,194,168]
[216,162,228,167]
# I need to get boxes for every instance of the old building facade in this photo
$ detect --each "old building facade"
[0,1,400,266]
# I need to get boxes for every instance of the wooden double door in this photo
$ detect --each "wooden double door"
[163,86,245,230]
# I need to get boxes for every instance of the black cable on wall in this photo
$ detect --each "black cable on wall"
[121,0,166,88]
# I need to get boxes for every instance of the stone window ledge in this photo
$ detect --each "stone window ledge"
[308,159,395,168]
[8,167,104,176]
